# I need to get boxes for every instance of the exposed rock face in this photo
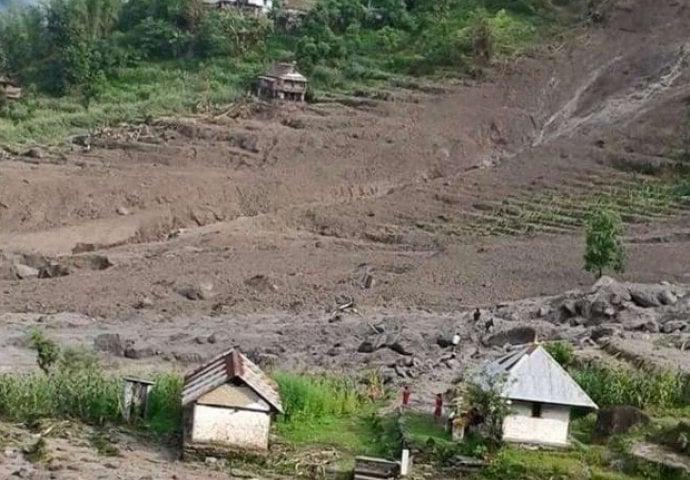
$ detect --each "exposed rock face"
[594,406,650,439]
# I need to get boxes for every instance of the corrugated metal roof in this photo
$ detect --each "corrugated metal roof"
[266,62,307,81]
[475,344,598,409]
[182,349,283,413]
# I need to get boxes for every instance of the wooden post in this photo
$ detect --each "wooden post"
[121,377,154,423]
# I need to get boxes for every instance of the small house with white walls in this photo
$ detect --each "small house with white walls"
[181,349,283,456]
[475,344,597,447]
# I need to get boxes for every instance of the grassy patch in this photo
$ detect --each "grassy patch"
[404,411,452,446]
[0,368,182,435]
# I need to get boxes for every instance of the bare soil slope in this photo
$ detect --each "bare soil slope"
[0,0,688,326]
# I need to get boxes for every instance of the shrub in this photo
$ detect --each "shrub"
[27,328,60,375]
[544,341,575,368]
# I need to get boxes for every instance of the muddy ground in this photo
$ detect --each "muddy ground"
[1,0,690,478]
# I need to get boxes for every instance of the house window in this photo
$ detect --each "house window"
[531,402,543,418]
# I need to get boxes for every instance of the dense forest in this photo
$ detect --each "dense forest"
[0,0,569,142]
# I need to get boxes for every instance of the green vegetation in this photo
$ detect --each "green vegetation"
[272,371,399,458]
[544,340,575,368]
[0,0,571,144]
[584,205,625,278]
[27,328,61,374]
[571,363,686,411]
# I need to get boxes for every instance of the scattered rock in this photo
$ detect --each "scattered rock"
[72,243,96,254]
[594,406,650,439]
[658,289,678,306]
[14,263,39,280]
[357,341,377,353]
[662,321,687,334]
[537,306,550,318]
[38,263,70,279]
[177,282,214,301]
[362,273,375,289]
[388,341,414,356]
[133,297,154,309]
[436,336,454,348]
[483,326,537,347]
[560,299,578,318]
[630,288,662,308]
[643,320,660,333]
[207,333,218,344]
[590,326,620,342]
[124,345,155,360]
[385,331,424,356]
[173,352,204,364]
[94,333,127,357]
[116,207,130,216]
[24,147,45,159]
[244,275,278,292]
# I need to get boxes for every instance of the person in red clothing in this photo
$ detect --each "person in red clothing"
[402,385,411,410]
[434,393,443,423]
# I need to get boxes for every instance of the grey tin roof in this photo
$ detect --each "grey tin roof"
[475,344,598,409]
[182,349,283,413]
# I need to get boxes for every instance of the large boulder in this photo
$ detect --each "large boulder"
[658,289,678,306]
[593,406,650,439]
[384,330,425,357]
[483,326,537,348]
[662,320,687,334]
[630,287,662,308]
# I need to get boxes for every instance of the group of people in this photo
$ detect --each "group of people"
[398,307,492,424]
[401,385,445,422]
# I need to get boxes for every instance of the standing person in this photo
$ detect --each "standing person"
[434,393,444,423]
[402,385,411,410]
[473,308,481,323]
[451,331,461,357]
[485,316,494,334]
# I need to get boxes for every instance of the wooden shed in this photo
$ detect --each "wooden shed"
[257,62,307,102]
[181,349,283,456]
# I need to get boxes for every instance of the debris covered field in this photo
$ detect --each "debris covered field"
[2,0,690,478]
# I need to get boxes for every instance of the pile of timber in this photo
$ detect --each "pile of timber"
[354,456,400,480]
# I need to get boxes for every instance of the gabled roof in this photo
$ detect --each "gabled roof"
[475,344,598,409]
[182,349,283,413]
[264,62,307,82]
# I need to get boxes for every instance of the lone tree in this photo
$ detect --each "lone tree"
[584,205,624,278]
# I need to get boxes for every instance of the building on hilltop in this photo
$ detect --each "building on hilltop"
[0,75,21,100]
[257,62,308,102]
[181,349,283,456]
[473,344,597,447]
[201,0,273,15]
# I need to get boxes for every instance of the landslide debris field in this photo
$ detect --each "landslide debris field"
[0,3,690,377]
[2,0,690,479]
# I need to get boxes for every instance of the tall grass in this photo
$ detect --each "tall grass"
[0,370,120,424]
[146,373,184,434]
[273,372,365,425]
[0,369,182,433]
[572,364,686,410]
